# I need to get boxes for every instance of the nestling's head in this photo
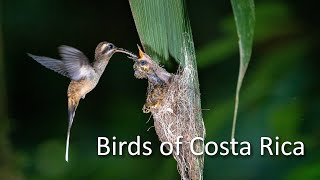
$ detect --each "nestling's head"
[131,45,172,85]
[133,45,155,79]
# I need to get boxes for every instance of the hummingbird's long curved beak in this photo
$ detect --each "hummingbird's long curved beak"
[115,48,138,58]
[127,56,138,62]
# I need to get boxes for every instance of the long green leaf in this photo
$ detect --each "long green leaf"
[129,0,195,67]
[230,0,255,140]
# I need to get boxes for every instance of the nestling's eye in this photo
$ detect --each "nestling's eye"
[140,60,147,65]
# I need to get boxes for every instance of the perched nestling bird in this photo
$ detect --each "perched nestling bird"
[132,45,172,85]
[28,42,137,162]
[131,45,172,113]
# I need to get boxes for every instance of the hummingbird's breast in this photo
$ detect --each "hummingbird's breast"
[67,79,97,100]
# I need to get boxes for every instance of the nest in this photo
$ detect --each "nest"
[132,46,205,179]
[149,65,205,180]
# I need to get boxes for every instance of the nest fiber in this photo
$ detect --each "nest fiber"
[150,65,205,180]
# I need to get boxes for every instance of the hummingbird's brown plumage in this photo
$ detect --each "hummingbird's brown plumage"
[28,41,137,162]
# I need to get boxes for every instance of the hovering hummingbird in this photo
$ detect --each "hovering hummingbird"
[28,42,137,162]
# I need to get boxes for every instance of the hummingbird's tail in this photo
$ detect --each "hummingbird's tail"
[65,97,79,162]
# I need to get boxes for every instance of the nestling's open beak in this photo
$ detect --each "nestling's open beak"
[124,44,145,62]
[137,45,144,60]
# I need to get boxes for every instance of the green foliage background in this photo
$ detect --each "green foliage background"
[1,0,319,179]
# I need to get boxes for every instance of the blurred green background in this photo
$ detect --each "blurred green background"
[1,0,320,179]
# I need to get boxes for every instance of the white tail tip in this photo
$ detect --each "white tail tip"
[65,133,70,162]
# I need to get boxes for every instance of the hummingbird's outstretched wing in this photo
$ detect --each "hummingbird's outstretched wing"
[59,45,95,81]
[27,53,70,77]
[28,46,94,81]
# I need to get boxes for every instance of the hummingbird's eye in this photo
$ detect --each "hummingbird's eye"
[140,60,147,65]
[107,43,114,49]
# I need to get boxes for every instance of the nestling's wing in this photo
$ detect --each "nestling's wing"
[154,66,172,85]
[59,45,95,81]
[27,53,70,77]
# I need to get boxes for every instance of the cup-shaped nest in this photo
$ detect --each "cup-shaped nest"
[132,47,205,179]
[151,65,205,180]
